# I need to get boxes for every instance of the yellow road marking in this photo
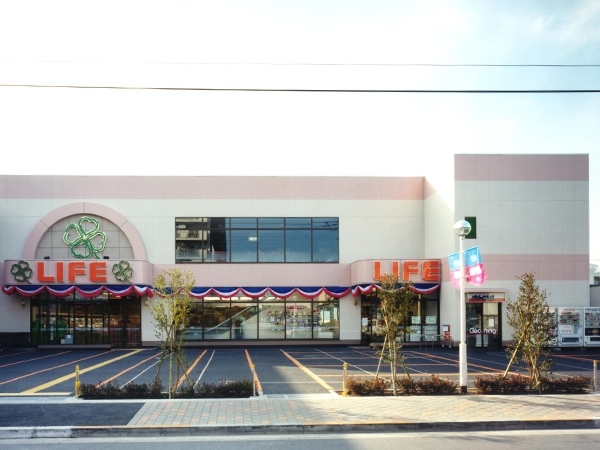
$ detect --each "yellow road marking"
[281,350,334,391]
[245,349,262,392]
[0,351,73,369]
[21,349,144,394]
[176,350,207,388]
[0,350,114,387]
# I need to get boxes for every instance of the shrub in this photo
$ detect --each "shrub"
[192,379,254,398]
[474,374,591,394]
[79,380,123,399]
[540,375,591,393]
[474,374,529,394]
[414,375,458,395]
[78,378,253,399]
[345,375,390,396]
[396,376,417,395]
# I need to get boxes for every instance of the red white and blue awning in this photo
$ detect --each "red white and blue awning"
[3,283,438,299]
[351,283,440,296]
[2,284,154,298]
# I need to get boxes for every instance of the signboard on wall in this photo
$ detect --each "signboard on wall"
[467,293,505,303]
[372,260,441,283]
[4,260,153,285]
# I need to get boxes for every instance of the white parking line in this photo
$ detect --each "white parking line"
[195,350,216,385]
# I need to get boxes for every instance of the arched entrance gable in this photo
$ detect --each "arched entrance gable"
[22,202,147,260]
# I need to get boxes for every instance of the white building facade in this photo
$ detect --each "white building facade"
[0,154,591,349]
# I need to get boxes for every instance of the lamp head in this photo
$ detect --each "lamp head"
[453,220,472,237]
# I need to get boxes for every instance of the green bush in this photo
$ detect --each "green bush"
[78,378,253,399]
[79,380,121,399]
[345,375,390,396]
[540,375,591,393]
[475,374,529,394]
[346,375,457,396]
[475,374,591,394]
[396,376,417,395]
[414,375,458,395]
[192,379,254,398]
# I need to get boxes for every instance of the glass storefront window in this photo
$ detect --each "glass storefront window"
[314,298,340,339]
[203,301,232,340]
[231,299,258,339]
[29,293,140,347]
[258,297,285,339]
[176,217,339,263]
[178,294,339,341]
[360,292,439,345]
[286,301,313,339]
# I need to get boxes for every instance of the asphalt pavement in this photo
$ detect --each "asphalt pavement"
[1,346,599,438]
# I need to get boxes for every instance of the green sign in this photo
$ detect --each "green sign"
[11,261,32,284]
[112,260,134,282]
[63,216,107,259]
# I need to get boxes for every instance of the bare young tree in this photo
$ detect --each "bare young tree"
[372,274,415,395]
[149,268,195,398]
[504,272,556,393]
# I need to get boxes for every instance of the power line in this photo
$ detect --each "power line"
[0,84,599,93]
[1,60,600,67]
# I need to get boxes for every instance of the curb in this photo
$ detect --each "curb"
[1,420,599,439]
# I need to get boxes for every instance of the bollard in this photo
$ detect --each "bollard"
[252,364,256,397]
[594,360,598,392]
[342,362,348,397]
[75,365,81,397]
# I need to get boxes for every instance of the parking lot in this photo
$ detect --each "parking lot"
[1,346,598,397]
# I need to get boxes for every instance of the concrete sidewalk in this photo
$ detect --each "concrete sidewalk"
[1,392,599,438]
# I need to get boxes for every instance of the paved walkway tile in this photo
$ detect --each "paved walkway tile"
[128,394,600,427]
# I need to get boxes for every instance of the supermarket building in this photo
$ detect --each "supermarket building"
[0,154,593,349]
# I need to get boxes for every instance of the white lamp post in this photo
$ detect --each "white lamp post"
[454,219,472,394]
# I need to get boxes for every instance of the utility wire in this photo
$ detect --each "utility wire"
[0,84,599,93]
[1,60,600,67]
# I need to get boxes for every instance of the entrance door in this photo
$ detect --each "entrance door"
[466,302,501,349]
[109,297,141,347]
[360,295,383,345]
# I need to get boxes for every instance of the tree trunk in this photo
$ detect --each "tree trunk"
[374,336,387,378]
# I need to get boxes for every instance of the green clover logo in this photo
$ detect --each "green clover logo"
[11,261,32,283]
[112,261,134,282]
[63,216,107,259]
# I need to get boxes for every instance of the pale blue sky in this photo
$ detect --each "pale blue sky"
[1,1,599,263]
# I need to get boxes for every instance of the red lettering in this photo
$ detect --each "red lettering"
[373,261,381,281]
[37,262,55,282]
[402,261,419,281]
[68,262,86,282]
[422,260,440,282]
[56,262,64,283]
[391,261,400,278]
[89,262,107,282]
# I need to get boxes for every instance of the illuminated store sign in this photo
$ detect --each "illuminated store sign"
[372,260,440,283]
[5,260,147,285]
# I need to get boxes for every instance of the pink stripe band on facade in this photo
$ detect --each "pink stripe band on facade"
[454,154,588,182]
[441,254,590,282]
[0,176,425,201]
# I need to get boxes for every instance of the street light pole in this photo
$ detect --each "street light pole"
[454,220,472,394]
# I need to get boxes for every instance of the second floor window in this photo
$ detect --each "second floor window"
[175,217,339,263]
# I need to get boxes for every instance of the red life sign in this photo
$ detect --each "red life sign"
[372,260,440,282]
[37,261,108,283]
